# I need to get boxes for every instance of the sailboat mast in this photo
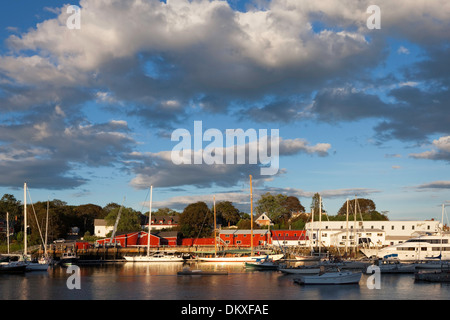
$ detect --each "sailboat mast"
[441,203,445,263]
[214,195,217,257]
[318,194,322,255]
[45,199,49,257]
[147,186,153,257]
[353,195,357,255]
[6,212,9,255]
[250,175,253,257]
[345,199,349,254]
[24,182,27,256]
[310,208,314,252]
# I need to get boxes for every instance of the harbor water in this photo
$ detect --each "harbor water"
[1,262,449,301]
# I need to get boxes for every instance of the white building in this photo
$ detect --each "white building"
[94,219,114,237]
[305,220,440,248]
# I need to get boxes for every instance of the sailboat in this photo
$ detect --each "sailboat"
[22,183,49,271]
[196,176,284,263]
[293,268,362,285]
[124,186,184,263]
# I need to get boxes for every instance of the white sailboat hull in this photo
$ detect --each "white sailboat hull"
[124,254,184,262]
[294,271,362,285]
[197,254,284,263]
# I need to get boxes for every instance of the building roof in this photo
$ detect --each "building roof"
[94,219,107,226]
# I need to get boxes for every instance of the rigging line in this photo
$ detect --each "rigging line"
[195,207,210,245]
[141,188,150,225]
[27,187,46,249]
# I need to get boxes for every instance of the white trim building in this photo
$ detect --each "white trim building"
[94,219,114,237]
[305,220,440,248]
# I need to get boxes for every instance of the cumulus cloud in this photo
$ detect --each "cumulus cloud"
[410,136,450,162]
[151,186,381,211]
[128,136,331,189]
[1,0,449,191]
[0,107,136,189]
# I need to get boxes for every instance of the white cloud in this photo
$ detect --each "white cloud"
[410,136,450,161]
[397,46,410,54]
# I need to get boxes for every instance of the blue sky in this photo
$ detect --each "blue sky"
[0,0,449,221]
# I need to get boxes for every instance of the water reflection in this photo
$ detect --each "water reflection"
[1,263,450,300]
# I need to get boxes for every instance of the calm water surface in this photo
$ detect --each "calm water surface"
[1,262,449,300]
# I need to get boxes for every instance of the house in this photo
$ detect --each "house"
[255,213,272,227]
[141,215,179,231]
[94,219,114,237]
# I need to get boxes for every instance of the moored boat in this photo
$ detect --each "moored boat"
[279,265,321,274]
[366,257,416,274]
[59,251,79,267]
[294,270,362,285]
[124,251,184,262]
[197,253,284,263]
[415,270,450,282]
[244,256,283,270]
[0,261,27,274]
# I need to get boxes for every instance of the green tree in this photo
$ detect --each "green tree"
[73,204,106,235]
[282,196,305,213]
[105,206,142,234]
[337,198,377,216]
[255,192,289,223]
[151,207,179,216]
[215,201,241,226]
[236,218,259,230]
[179,202,213,238]
[0,194,21,218]
[310,193,326,214]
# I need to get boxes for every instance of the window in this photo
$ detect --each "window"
[382,226,384,230]
[412,226,415,230]
[402,226,405,230]
[236,240,241,244]
[428,225,431,230]
[391,226,394,230]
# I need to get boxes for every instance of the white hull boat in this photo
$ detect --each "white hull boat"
[367,258,416,274]
[294,271,362,285]
[415,261,450,270]
[124,252,184,262]
[245,256,283,270]
[197,254,284,263]
[25,262,49,271]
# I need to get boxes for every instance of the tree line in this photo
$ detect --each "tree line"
[0,192,388,247]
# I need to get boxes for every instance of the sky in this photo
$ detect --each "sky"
[0,0,449,221]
